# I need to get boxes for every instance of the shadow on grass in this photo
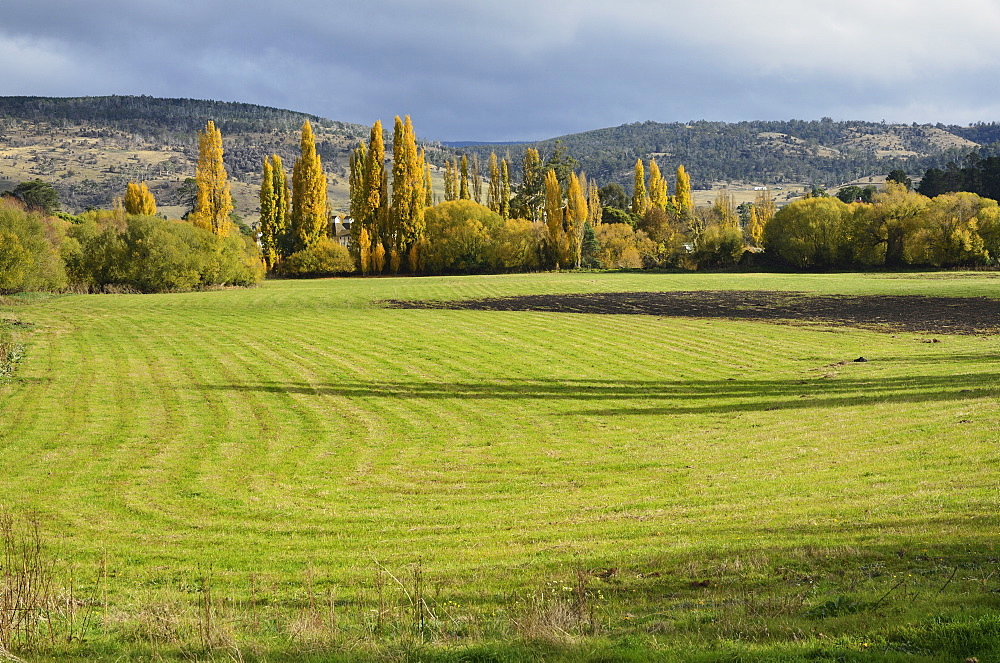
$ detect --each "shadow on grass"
[197,371,999,416]
[385,290,1000,335]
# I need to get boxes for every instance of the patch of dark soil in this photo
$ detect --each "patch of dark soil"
[384,291,1000,335]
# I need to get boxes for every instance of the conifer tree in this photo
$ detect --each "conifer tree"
[291,120,328,251]
[632,158,649,217]
[675,165,693,219]
[544,169,565,267]
[389,116,426,265]
[500,158,512,219]
[459,155,470,200]
[191,120,233,236]
[567,172,588,268]
[648,159,669,211]
[124,181,156,216]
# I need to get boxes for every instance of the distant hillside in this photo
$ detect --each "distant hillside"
[457,119,991,190]
[0,96,449,218]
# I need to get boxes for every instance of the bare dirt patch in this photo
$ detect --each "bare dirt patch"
[385,291,1000,335]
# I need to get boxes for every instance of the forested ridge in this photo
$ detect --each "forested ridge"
[458,119,994,189]
[0,96,448,213]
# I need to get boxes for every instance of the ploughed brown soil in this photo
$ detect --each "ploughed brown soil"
[385,291,1000,335]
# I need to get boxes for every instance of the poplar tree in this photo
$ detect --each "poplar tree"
[519,148,543,222]
[544,169,565,267]
[587,177,602,228]
[358,226,371,275]
[259,154,290,269]
[124,181,156,216]
[423,153,433,207]
[567,172,588,268]
[349,121,387,258]
[191,120,233,236]
[443,160,457,201]
[260,158,276,269]
[632,158,649,217]
[648,159,669,211]
[500,158,511,219]
[291,120,328,251]
[470,152,482,203]
[487,152,502,213]
[748,189,775,247]
[459,155,470,200]
[389,115,426,263]
[675,165,693,219]
[713,189,738,229]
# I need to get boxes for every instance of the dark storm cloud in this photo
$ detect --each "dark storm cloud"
[4,0,1000,140]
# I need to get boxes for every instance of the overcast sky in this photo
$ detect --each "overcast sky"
[4,0,1000,141]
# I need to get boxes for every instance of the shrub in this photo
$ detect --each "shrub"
[66,212,264,292]
[0,199,67,293]
[595,224,656,269]
[420,200,503,274]
[690,223,745,269]
[279,237,354,277]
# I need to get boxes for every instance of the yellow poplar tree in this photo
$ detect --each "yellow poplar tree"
[713,189,739,229]
[544,169,565,267]
[587,177,602,227]
[675,165,693,219]
[648,159,668,211]
[748,189,775,247]
[389,116,426,263]
[423,153,433,207]
[291,120,328,251]
[443,160,457,201]
[487,152,502,213]
[459,155,470,200]
[192,120,233,236]
[567,172,588,268]
[633,158,649,217]
[358,226,371,275]
[500,158,511,219]
[259,154,290,269]
[124,181,156,216]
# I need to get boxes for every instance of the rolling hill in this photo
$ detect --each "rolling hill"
[1,96,998,219]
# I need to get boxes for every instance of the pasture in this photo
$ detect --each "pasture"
[1,271,999,661]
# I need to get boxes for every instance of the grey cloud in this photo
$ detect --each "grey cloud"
[3,1,1000,140]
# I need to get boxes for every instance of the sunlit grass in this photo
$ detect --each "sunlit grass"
[1,271,999,661]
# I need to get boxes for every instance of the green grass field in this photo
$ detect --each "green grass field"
[2,271,999,661]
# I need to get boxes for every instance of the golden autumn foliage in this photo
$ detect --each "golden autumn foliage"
[291,120,328,252]
[123,181,156,217]
[191,120,233,237]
